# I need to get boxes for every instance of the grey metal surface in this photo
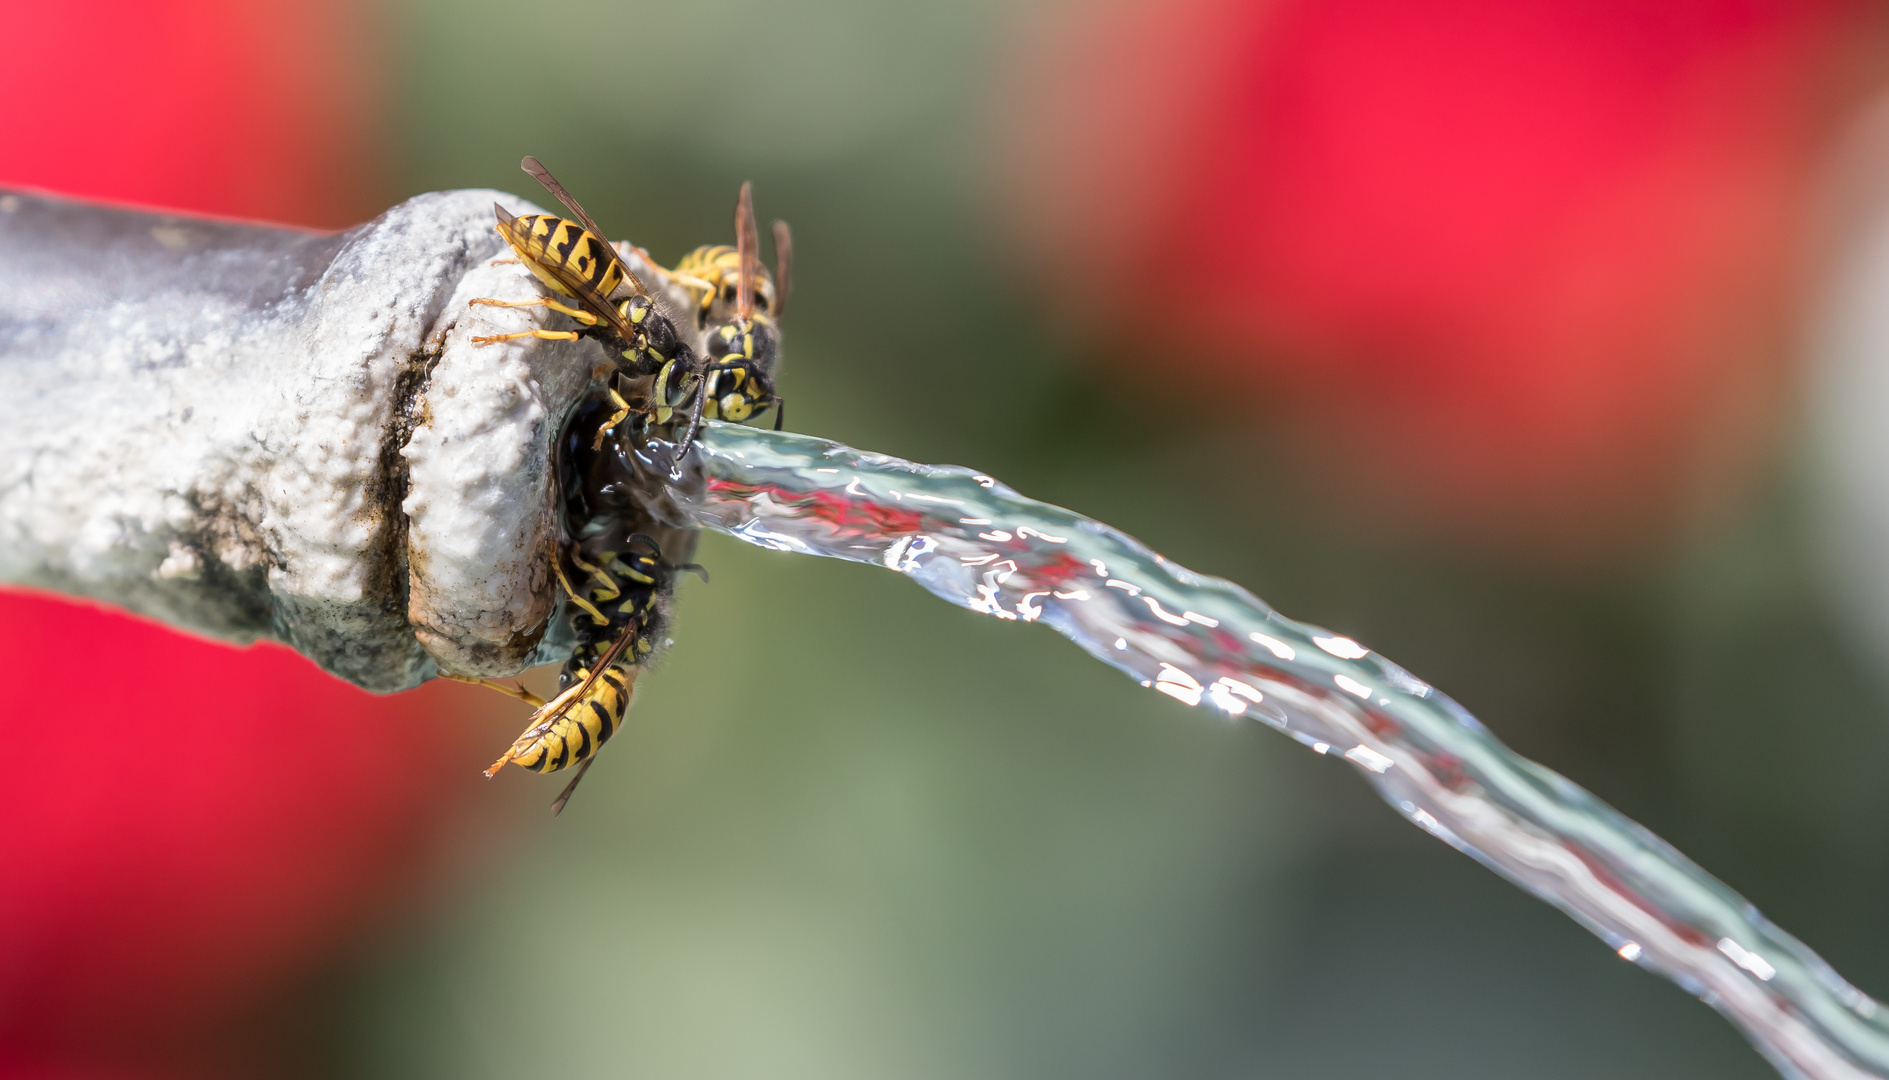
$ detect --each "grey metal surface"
[0,189,514,689]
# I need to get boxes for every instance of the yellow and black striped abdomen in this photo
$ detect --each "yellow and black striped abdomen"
[504,664,634,773]
[672,243,739,285]
[673,243,774,318]
[497,213,626,300]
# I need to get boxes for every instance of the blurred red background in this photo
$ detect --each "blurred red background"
[0,0,379,228]
[0,3,502,1078]
[1006,0,1889,559]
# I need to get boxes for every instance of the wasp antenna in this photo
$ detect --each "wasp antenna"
[735,182,758,322]
[676,562,711,584]
[770,219,794,322]
[676,377,709,459]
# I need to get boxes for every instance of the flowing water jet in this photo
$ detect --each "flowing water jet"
[667,420,1889,1080]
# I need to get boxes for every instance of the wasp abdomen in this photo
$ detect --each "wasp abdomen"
[505,664,634,772]
[498,213,626,300]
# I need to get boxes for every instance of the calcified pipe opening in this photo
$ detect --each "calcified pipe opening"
[3,191,1884,1079]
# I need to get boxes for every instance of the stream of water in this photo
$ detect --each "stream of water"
[667,421,1889,1079]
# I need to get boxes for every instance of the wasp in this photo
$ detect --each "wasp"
[454,532,696,814]
[669,206,788,326]
[656,184,793,435]
[470,158,796,456]
[448,392,704,813]
[469,156,709,451]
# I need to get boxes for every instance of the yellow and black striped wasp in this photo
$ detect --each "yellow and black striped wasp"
[463,534,667,814]
[669,200,790,328]
[473,156,793,453]
[657,184,793,436]
[469,156,709,451]
[448,394,706,813]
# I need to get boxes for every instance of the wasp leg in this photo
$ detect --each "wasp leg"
[591,388,635,451]
[567,546,622,605]
[439,673,548,709]
[550,756,597,816]
[554,548,611,626]
[470,329,582,346]
[490,257,520,265]
[670,272,716,314]
[551,551,604,626]
[772,399,785,431]
[469,296,601,327]
[673,364,715,457]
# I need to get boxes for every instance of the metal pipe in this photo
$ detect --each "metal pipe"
[0,188,637,691]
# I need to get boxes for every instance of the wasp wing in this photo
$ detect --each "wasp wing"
[491,203,640,345]
[735,182,759,321]
[523,157,609,239]
[771,219,794,322]
[483,624,640,778]
[522,155,653,299]
[550,755,598,815]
